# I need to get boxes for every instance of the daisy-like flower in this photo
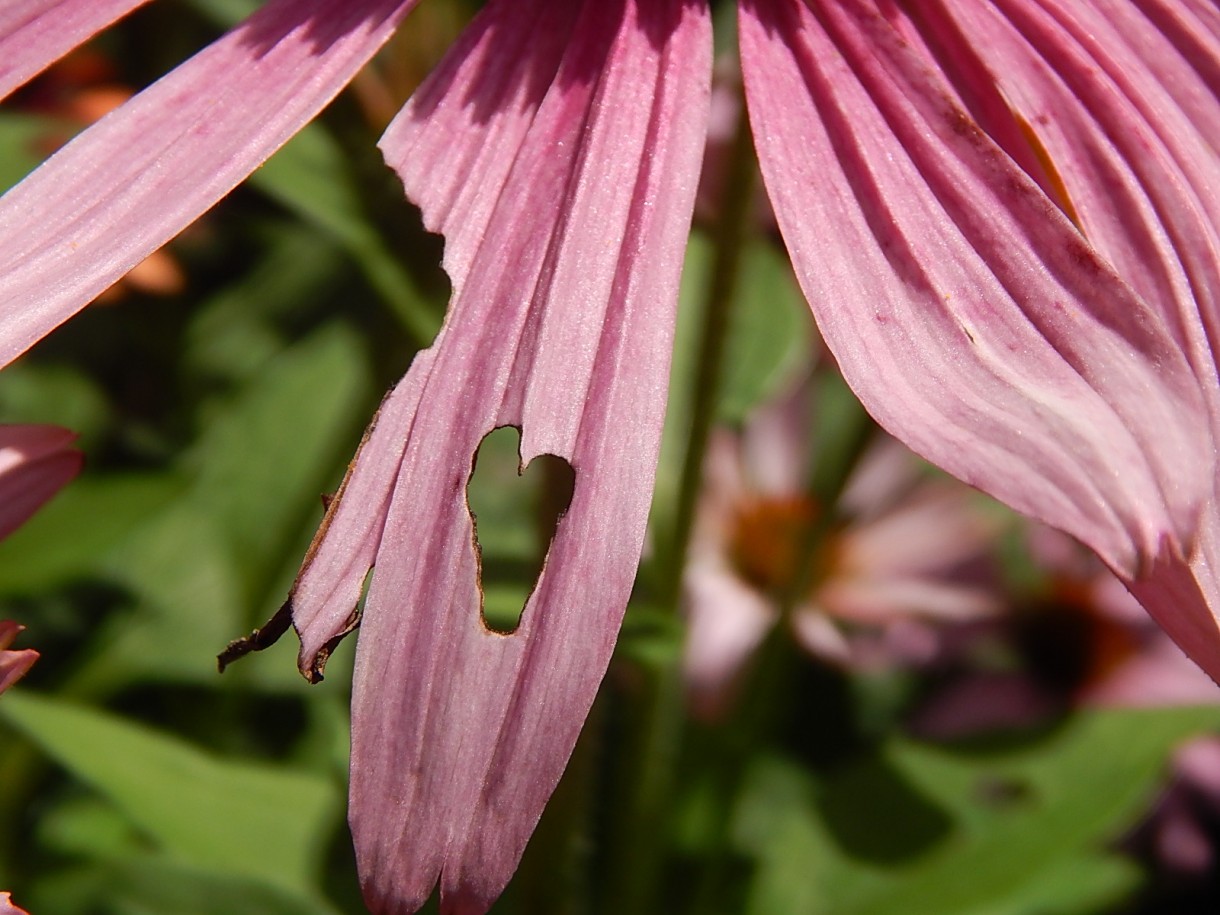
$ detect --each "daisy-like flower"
[683,376,1004,718]
[2,2,1218,912]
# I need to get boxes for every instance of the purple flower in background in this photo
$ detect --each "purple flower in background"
[1136,737,1220,887]
[2,1,1219,913]
[913,523,1220,740]
[683,378,1002,718]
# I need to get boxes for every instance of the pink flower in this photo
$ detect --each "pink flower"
[0,424,82,541]
[3,2,1218,912]
[0,620,38,695]
[912,524,1220,739]
[0,892,29,915]
[683,378,1003,717]
[0,424,80,693]
[1136,737,1220,884]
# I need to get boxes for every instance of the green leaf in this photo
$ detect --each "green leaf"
[106,855,343,915]
[0,473,186,595]
[184,323,372,597]
[183,226,346,384]
[0,112,66,192]
[72,500,256,690]
[24,855,342,915]
[717,240,812,424]
[183,0,260,25]
[34,793,149,861]
[69,325,372,690]
[735,707,1220,915]
[0,361,113,447]
[252,125,440,344]
[0,692,340,893]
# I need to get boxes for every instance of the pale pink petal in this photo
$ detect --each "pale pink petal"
[1082,637,1220,708]
[0,0,420,367]
[0,1,151,101]
[682,561,777,720]
[0,621,37,694]
[1153,791,1214,875]
[911,672,1060,739]
[1176,737,1220,797]
[287,1,712,910]
[819,492,1004,619]
[790,609,853,665]
[0,424,81,541]
[837,438,923,519]
[838,484,1000,577]
[871,618,943,668]
[737,374,813,495]
[696,428,756,528]
[815,579,999,626]
[0,891,29,915]
[740,0,1211,595]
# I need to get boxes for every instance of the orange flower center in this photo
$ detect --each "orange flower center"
[728,496,823,598]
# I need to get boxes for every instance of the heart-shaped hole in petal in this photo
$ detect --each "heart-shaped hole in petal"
[467,426,574,634]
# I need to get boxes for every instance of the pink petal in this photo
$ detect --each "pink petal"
[1175,736,1220,796]
[815,579,999,626]
[1153,790,1214,875]
[737,375,814,495]
[1128,511,1220,678]
[682,560,776,720]
[0,0,419,367]
[1081,636,1220,708]
[0,1,151,101]
[839,484,1000,577]
[0,423,81,540]
[919,0,1220,419]
[936,0,1220,682]
[0,621,38,694]
[289,374,429,675]
[740,1,1211,593]
[288,0,712,910]
[790,609,854,664]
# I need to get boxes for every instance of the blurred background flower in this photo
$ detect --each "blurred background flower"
[683,375,1003,718]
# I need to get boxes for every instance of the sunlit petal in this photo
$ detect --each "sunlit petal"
[288,0,711,909]
[0,0,419,367]
[740,0,1212,593]
[0,0,151,101]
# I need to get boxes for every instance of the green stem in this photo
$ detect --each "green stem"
[665,113,758,606]
[683,625,802,915]
[605,98,757,915]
